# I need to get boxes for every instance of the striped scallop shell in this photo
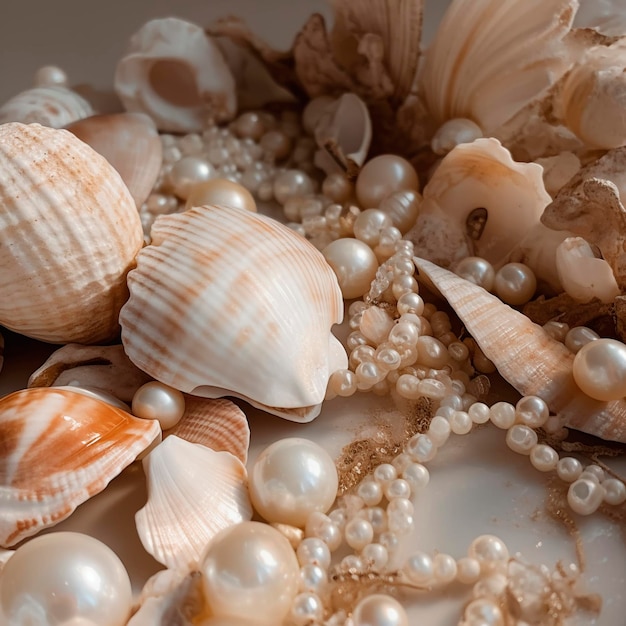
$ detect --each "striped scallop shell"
[0,387,161,548]
[0,123,144,343]
[120,205,347,422]
[136,435,252,571]
[414,258,626,443]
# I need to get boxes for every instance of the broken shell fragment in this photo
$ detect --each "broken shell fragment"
[115,17,237,132]
[120,205,347,422]
[0,387,160,548]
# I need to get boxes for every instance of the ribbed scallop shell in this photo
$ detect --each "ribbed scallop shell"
[166,396,250,465]
[120,204,347,422]
[0,387,161,547]
[414,258,626,443]
[0,85,94,128]
[0,123,144,343]
[136,435,252,571]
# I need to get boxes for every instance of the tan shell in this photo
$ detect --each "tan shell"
[575,0,626,36]
[0,123,143,344]
[0,387,160,547]
[119,205,347,422]
[136,435,252,571]
[0,85,94,128]
[65,112,163,208]
[414,257,626,443]
[115,17,237,132]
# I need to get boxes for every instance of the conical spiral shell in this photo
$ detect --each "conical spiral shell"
[0,387,161,547]
[120,205,347,421]
[0,123,144,343]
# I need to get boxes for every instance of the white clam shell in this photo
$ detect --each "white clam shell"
[115,17,237,132]
[120,205,347,421]
[0,387,160,547]
[0,85,94,128]
[0,123,144,344]
[136,435,252,571]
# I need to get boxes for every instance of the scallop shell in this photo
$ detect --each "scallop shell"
[414,257,626,443]
[115,17,237,132]
[166,396,250,465]
[119,204,347,422]
[65,112,163,208]
[0,85,94,128]
[136,435,252,571]
[0,387,160,547]
[0,123,143,344]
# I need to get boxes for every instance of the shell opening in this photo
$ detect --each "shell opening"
[148,60,200,108]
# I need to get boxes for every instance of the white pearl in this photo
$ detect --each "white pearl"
[353,209,394,247]
[493,263,537,305]
[564,326,599,353]
[299,563,327,593]
[249,438,338,527]
[431,118,483,155]
[456,557,481,584]
[433,553,457,584]
[602,478,626,505]
[168,156,214,199]
[464,598,504,626]
[514,395,549,428]
[405,434,437,463]
[362,543,389,572]
[296,537,331,569]
[453,256,495,291]
[305,512,342,551]
[322,172,353,203]
[489,401,516,429]
[449,410,473,435]
[567,478,605,515]
[0,532,131,626]
[233,111,266,140]
[403,551,434,585]
[505,424,538,455]
[378,190,422,234]
[289,592,324,625]
[468,402,491,424]
[427,414,452,446]
[273,169,314,205]
[132,381,185,429]
[185,178,257,212]
[556,456,583,482]
[345,518,374,551]
[402,462,430,491]
[529,444,559,472]
[572,337,626,401]
[468,535,509,572]
[358,479,384,507]
[200,521,299,623]
[352,594,409,626]
[322,238,379,299]
[356,154,419,209]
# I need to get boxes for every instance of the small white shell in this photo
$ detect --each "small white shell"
[0,85,94,128]
[136,435,252,571]
[115,17,237,132]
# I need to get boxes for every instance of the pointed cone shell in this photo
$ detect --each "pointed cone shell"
[120,205,347,421]
[414,257,626,443]
[0,387,160,547]
[65,112,163,208]
[136,435,252,570]
[0,123,144,343]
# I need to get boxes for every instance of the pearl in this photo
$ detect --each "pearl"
[185,179,257,212]
[356,155,419,209]
[260,129,292,160]
[322,238,379,299]
[299,563,327,592]
[289,592,324,625]
[543,320,570,342]
[0,532,132,626]
[404,551,434,585]
[468,535,509,572]
[296,537,331,569]
[200,521,299,623]
[505,424,538,455]
[468,402,491,424]
[168,156,214,199]
[378,190,422,234]
[572,338,626,401]
[464,598,504,626]
[449,410,473,435]
[456,557,481,584]
[132,381,185,429]
[305,512,342,551]
[453,256,495,291]
[433,553,458,584]
[273,169,314,205]
[322,172,353,203]
[529,444,559,472]
[556,456,583,482]
[514,395,549,428]
[567,478,605,515]
[427,414,451,446]
[493,263,537,305]
[352,594,409,626]
[603,478,626,505]
[490,401,516,429]
[362,543,389,571]
[564,325,599,353]
[249,438,338,527]
[353,209,394,247]
[34,65,68,87]
[233,111,266,140]
[345,518,374,550]
[431,118,483,155]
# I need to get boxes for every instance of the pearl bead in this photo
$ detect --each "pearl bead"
[362,543,389,571]
[468,535,509,572]
[345,518,374,550]
[468,402,491,424]
[249,438,338,527]
[456,557,481,584]
[305,512,342,551]
[564,325,599,353]
[490,401,516,429]
[514,395,549,428]
[431,118,483,155]
[168,156,214,199]
[567,478,605,515]
[34,65,68,87]
[322,238,379,299]
[603,478,626,505]
[356,154,419,208]
[427,414,452,446]
[493,263,537,305]
[260,129,292,160]
[358,479,384,506]
[543,320,570,342]
[405,434,437,463]
[0,532,132,626]
[450,410,473,435]
[505,424,538,455]
[402,462,430,491]
[185,178,257,212]
[200,521,299,623]
[353,209,394,247]
[404,551,434,585]
[379,190,422,233]
[572,337,626,401]
[233,111,266,140]
[273,169,314,205]
[352,594,409,626]
[296,537,331,569]
[299,563,327,592]
[322,172,353,203]
[289,592,324,625]
[433,553,458,584]
[132,381,185,429]
[453,256,495,291]
[529,444,559,472]
[464,598,504,626]
[556,456,583,482]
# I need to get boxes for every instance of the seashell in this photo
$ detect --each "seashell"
[0,85,94,128]
[414,257,626,443]
[420,0,577,135]
[313,92,372,177]
[0,123,143,344]
[407,138,552,268]
[0,549,14,574]
[0,332,3,375]
[0,387,161,547]
[136,435,252,571]
[119,204,347,422]
[166,396,250,465]
[575,0,626,36]
[115,17,237,133]
[28,343,152,403]
[65,112,163,208]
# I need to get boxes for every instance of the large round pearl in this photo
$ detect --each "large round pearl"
[453,256,495,291]
[132,381,186,429]
[200,521,299,623]
[351,594,409,626]
[168,156,214,199]
[355,155,419,209]
[572,337,626,401]
[322,238,379,299]
[249,438,338,527]
[185,179,257,212]
[0,532,132,626]
[493,262,536,305]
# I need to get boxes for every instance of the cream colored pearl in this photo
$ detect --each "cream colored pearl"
[529,444,559,472]
[603,478,626,505]
[468,535,509,571]
[379,189,422,233]
[34,65,68,87]
[322,172,353,203]
[132,381,185,430]
[233,111,266,140]
[356,154,419,208]
[493,262,537,305]
[322,238,379,299]
[567,478,605,515]
[352,594,409,626]
[353,209,393,246]
[564,325,599,353]
[200,522,299,623]
[260,129,292,160]
[185,178,257,212]
[454,256,495,290]
[505,424,538,455]
[572,338,626,401]
[168,156,214,199]
[431,118,483,155]
[514,395,549,428]
[273,169,314,205]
